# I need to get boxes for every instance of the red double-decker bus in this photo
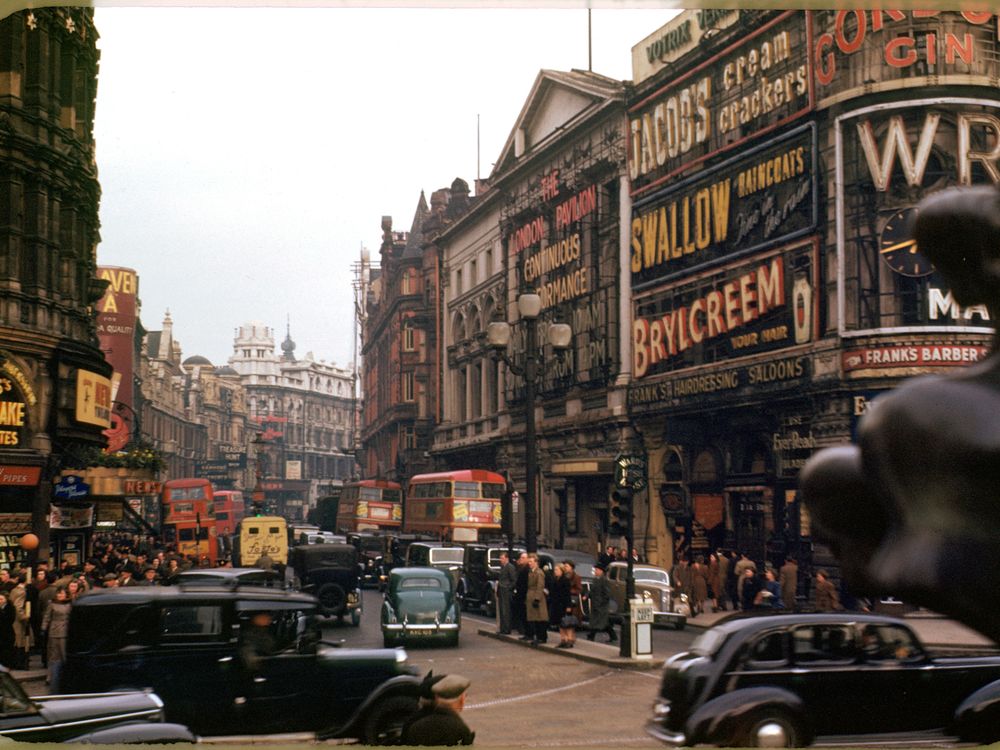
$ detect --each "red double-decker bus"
[162,478,218,564]
[404,470,505,542]
[213,490,246,536]
[336,480,403,534]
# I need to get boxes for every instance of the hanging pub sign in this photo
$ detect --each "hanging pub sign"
[53,475,91,501]
[812,11,1000,107]
[628,10,812,197]
[631,123,816,290]
[74,370,112,428]
[632,238,817,379]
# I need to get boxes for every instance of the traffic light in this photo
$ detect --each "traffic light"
[609,487,632,537]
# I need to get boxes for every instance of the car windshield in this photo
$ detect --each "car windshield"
[689,628,729,656]
[358,538,382,552]
[429,548,464,565]
[635,568,668,584]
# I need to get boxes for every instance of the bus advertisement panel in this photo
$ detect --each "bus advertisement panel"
[404,470,505,542]
[336,480,402,534]
[161,478,218,564]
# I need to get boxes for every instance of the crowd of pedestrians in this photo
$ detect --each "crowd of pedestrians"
[0,531,233,690]
[669,547,869,615]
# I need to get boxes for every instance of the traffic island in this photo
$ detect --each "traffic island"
[477,627,663,670]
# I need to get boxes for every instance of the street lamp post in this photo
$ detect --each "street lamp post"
[488,293,571,554]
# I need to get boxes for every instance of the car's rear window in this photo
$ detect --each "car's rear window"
[430,549,464,565]
[400,578,444,589]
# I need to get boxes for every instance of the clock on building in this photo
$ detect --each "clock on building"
[879,207,934,277]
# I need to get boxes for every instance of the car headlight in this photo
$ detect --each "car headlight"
[385,606,397,624]
[444,607,456,624]
[642,590,653,601]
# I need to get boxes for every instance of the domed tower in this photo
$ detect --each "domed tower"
[280,318,296,363]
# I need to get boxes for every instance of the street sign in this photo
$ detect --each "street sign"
[614,454,647,491]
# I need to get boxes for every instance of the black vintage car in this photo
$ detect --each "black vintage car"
[404,542,465,591]
[0,668,194,744]
[348,532,386,588]
[62,586,423,743]
[646,612,1000,747]
[177,567,284,588]
[290,542,364,624]
[456,544,524,616]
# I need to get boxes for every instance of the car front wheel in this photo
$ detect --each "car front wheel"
[363,694,420,745]
[736,710,803,748]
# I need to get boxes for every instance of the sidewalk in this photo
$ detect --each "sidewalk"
[478,609,998,670]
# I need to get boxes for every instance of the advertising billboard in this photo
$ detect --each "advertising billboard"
[813,11,1000,108]
[503,165,617,391]
[632,123,817,290]
[628,11,812,197]
[835,99,1000,338]
[96,266,139,451]
[632,237,817,381]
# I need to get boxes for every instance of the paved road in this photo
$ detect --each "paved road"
[317,590,687,747]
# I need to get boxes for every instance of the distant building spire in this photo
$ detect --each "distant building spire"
[281,315,296,362]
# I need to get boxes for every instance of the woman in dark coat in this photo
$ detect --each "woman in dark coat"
[561,561,584,648]
[0,592,15,669]
[549,564,572,648]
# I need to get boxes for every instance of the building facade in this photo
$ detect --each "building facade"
[229,321,356,519]
[624,10,1000,588]
[431,70,636,553]
[360,185,460,484]
[0,8,114,563]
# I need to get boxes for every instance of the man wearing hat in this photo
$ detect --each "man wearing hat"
[138,566,159,586]
[102,573,120,588]
[401,673,474,746]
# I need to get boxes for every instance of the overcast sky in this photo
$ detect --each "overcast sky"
[92,5,679,369]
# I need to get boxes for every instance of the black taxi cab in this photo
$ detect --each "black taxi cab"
[61,585,423,743]
[647,612,1000,747]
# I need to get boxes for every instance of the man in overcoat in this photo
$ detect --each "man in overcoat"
[584,563,616,643]
[496,552,516,635]
[814,569,842,611]
[779,557,799,611]
[525,554,549,645]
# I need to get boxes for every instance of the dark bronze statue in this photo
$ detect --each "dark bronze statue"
[800,185,1000,643]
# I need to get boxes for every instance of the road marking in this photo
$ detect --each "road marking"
[466,671,614,710]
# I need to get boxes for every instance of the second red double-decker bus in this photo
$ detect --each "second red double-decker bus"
[162,478,218,564]
[336,480,403,534]
[404,470,505,542]
[213,490,246,536]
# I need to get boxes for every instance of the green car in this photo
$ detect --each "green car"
[382,567,461,648]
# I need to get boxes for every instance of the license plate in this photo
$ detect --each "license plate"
[408,627,433,633]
